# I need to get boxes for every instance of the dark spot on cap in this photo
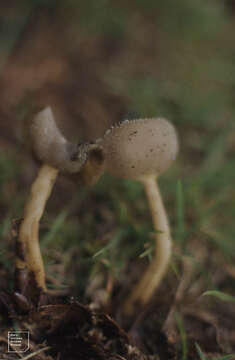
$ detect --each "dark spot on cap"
[129,131,138,137]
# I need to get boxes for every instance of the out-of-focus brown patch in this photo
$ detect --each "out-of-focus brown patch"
[14,267,28,293]
[0,4,127,151]
[15,235,26,262]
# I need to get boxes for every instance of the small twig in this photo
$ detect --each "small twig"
[0,335,24,358]
[20,346,51,360]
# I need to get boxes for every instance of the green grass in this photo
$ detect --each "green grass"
[195,343,235,360]
[202,290,235,303]
[175,312,188,360]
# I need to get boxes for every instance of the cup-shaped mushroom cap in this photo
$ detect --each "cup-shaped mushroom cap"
[101,118,178,181]
[30,107,69,168]
[29,107,105,183]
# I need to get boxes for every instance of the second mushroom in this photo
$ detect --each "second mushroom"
[15,107,104,305]
[99,117,179,315]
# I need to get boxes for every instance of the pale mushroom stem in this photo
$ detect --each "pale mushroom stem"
[123,176,172,314]
[16,164,58,291]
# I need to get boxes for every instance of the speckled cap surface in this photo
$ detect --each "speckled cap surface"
[101,118,179,180]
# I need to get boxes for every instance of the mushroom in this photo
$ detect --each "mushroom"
[16,107,104,299]
[100,117,179,314]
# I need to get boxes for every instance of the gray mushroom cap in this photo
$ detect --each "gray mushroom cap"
[30,107,71,171]
[29,107,104,180]
[100,117,179,181]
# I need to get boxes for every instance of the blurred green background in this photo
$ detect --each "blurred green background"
[0,0,235,302]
